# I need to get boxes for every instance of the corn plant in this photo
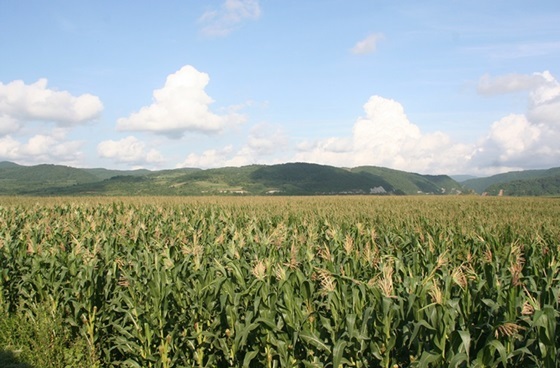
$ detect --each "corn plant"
[0,196,559,367]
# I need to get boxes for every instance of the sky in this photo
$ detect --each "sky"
[1,0,560,176]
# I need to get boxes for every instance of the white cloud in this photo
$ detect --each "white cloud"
[199,0,261,37]
[97,136,164,165]
[294,96,470,173]
[177,123,288,168]
[472,70,560,171]
[0,78,103,133]
[294,70,560,175]
[471,114,541,167]
[0,131,84,166]
[477,72,547,95]
[527,71,560,126]
[177,145,241,168]
[351,33,384,55]
[246,123,288,155]
[116,65,245,138]
[0,114,20,135]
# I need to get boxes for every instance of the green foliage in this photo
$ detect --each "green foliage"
[1,196,559,367]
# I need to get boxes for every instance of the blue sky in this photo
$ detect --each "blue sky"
[1,0,559,175]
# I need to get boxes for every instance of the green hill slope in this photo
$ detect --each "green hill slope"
[0,163,100,194]
[249,163,394,194]
[486,173,560,196]
[463,167,560,193]
[0,161,22,169]
[83,168,153,181]
[351,166,462,195]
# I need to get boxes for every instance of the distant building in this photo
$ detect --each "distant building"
[370,186,387,194]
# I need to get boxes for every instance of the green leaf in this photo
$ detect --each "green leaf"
[300,331,331,354]
[488,340,508,366]
[458,329,471,358]
[242,350,259,366]
[332,340,347,368]
[448,352,468,368]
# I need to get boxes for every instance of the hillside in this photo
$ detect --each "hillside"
[485,173,560,196]
[451,175,478,183]
[83,167,153,181]
[0,163,100,195]
[462,167,560,193]
[351,166,462,194]
[249,163,393,194]
[0,161,463,196]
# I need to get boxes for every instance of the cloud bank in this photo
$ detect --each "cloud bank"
[2,67,559,176]
[0,129,84,166]
[116,65,245,138]
[291,70,560,175]
[0,78,102,165]
[177,123,288,168]
[97,136,164,166]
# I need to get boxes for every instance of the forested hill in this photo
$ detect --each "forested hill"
[462,167,560,195]
[0,161,463,196]
[485,173,560,196]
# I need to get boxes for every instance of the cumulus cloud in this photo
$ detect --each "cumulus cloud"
[471,114,541,168]
[199,0,261,37]
[294,96,470,173]
[293,70,560,175]
[0,79,102,134]
[0,130,84,166]
[97,136,164,165]
[177,123,288,168]
[0,114,20,135]
[471,71,560,172]
[116,65,245,138]
[351,33,384,55]
[527,71,560,126]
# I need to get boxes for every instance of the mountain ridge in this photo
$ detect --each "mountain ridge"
[1,161,559,196]
[0,161,462,196]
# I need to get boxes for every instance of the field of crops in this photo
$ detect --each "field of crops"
[1,196,559,367]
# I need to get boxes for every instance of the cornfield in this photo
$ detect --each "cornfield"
[0,196,559,367]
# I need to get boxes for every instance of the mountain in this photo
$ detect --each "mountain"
[0,161,463,196]
[462,167,560,194]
